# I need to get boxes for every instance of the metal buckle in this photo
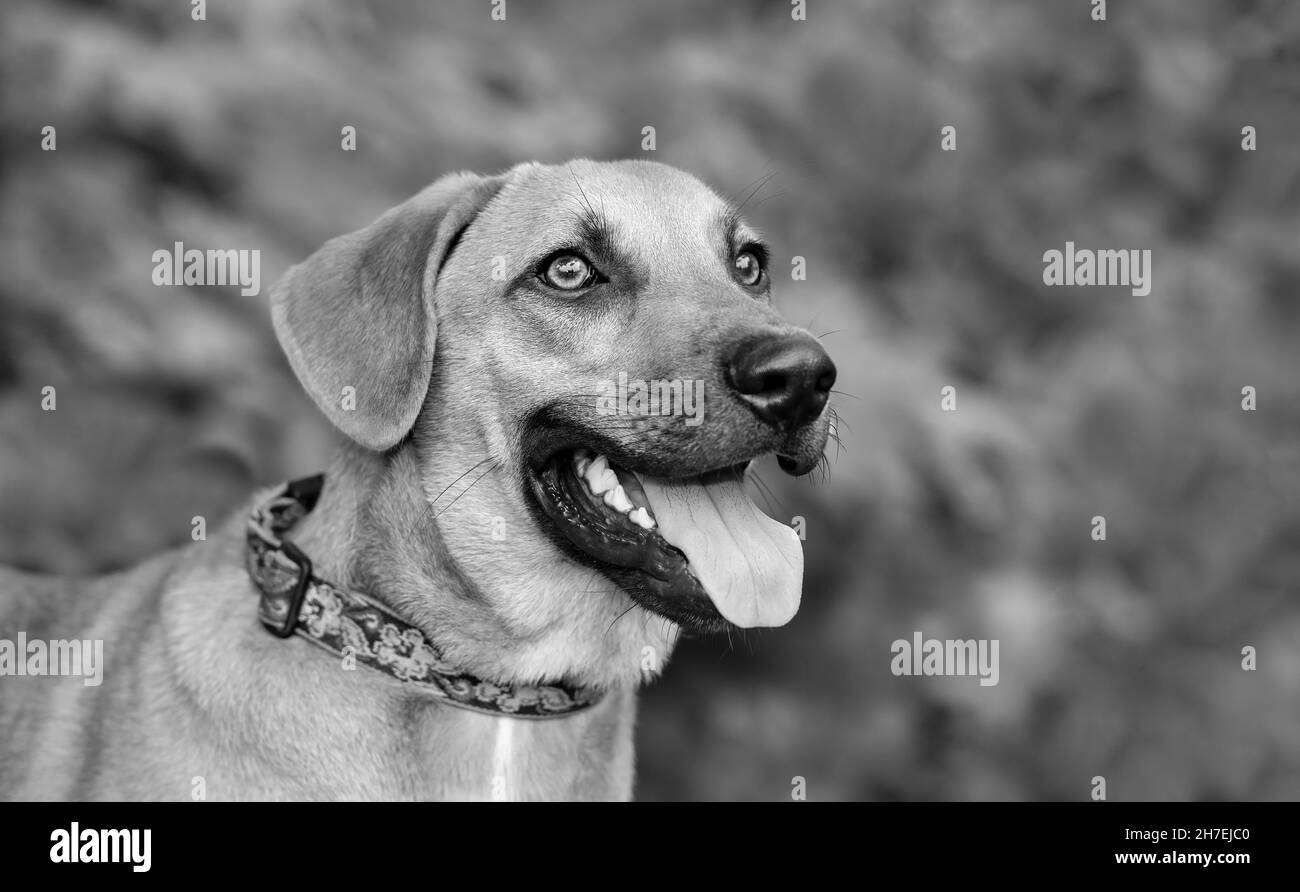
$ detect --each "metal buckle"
[267,540,313,639]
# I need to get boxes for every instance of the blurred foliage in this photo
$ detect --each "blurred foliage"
[2,0,1298,800]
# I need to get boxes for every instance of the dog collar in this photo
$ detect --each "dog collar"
[245,474,603,719]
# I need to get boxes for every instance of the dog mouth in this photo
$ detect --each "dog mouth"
[527,448,803,633]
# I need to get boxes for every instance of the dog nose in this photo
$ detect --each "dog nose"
[726,334,836,429]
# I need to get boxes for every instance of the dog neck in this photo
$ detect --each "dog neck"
[218,440,643,799]
[280,441,504,668]
[278,437,675,692]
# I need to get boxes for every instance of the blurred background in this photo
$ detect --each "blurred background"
[2,0,1298,800]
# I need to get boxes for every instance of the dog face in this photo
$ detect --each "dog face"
[272,160,835,686]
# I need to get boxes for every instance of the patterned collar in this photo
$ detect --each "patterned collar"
[244,475,603,719]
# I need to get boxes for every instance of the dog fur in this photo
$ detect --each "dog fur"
[0,160,829,800]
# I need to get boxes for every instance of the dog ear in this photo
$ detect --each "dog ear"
[270,171,509,451]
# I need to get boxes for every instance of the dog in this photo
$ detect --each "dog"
[0,159,836,800]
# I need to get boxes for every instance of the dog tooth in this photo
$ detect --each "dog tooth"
[628,507,656,530]
[584,456,615,494]
[589,470,617,496]
[603,485,634,513]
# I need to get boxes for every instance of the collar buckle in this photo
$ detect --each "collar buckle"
[265,539,313,639]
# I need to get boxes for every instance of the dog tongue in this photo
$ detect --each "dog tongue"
[637,473,803,628]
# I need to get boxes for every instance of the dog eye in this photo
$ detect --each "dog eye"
[542,253,598,291]
[733,250,763,287]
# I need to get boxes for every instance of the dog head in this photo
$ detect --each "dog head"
[272,160,835,687]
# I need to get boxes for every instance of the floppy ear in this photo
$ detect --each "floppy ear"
[271,171,508,451]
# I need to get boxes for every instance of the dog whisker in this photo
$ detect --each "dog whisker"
[409,456,496,533]
[813,452,833,484]
[747,470,786,517]
[734,169,779,217]
[603,602,638,642]
[430,456,496,506]
[430,462,499,522]
[751,189,789,208]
